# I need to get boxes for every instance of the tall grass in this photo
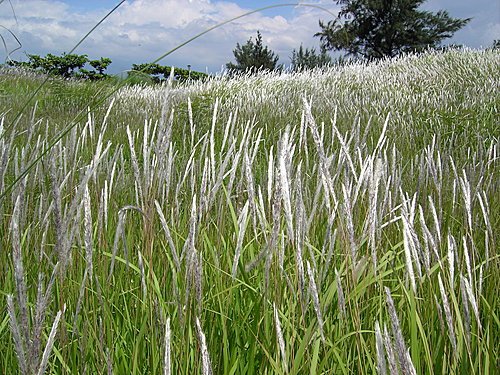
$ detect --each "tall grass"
[0,48,499,374]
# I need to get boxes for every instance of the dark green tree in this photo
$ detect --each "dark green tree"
[226,31,280,73]
[315,0,471,59]
[8,53,112,80]
[291,45,332,71]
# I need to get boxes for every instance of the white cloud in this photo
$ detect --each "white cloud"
[1,0,342,73]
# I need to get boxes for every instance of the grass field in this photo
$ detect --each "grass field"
[0,48,499,374]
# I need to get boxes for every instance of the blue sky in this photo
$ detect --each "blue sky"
[1,0,498,74]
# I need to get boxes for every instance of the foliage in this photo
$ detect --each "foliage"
[316,0,471,59]
[7,53,112,80]
[291,44,332,71]
[226,31,280,73]
[130,63,209,83]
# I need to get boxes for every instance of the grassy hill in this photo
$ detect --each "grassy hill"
[0,48,499,374]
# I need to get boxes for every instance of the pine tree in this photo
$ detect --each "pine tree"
[316,0,471,60]
[291,45,332,71]
[226,31,280,73]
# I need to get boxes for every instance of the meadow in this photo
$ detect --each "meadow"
[0,48,499,374]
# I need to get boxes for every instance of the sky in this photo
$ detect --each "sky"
[0,0,498,74]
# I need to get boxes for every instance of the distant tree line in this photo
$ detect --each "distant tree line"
[6,53,209,83]
[7,53,112,80]
[130,63,208,83]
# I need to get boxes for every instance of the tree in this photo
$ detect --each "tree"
[291,45,332,71]
[226,31,280,73]
[315,0,471,60]
[8,53,112,80]
[130,63,208,83]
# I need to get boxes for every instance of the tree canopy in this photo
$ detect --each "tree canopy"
[7,53,112,80]
[316,0,471,59]
[291,45,332,71]
[226,31,280,73]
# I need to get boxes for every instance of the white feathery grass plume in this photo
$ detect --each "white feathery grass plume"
[195,317,213,375]
[382,323,398,375]
[447,234,456,285]
[459,276,471,346]
[37,305,65,375]
[401,214,417,293]
[417,205,433,274]
[267,145,274,207]
[164,317,171,375]
[476,190,493,239]
[460,275,482,330]
[31,265,59,368]
[155,200,180,271]
[342,183,357,265]
[188,97,194,147]
[302,98,337,210]
[459,169,473,234]
[263,159,283,290]
[331,119,357,183]
[451,178,457,213]
[478,264,484,311]
[428,196,441,244]
[209,139,235,207]
[438,273,457,357]
[307,261,325,341]
[220,111,233,154]
[321,225,337,286]
[401,191,422,282]
[243,149,258,237]
[369,157,384,274]
[250,126,263,167]
[279,129,294,243]
[293,162,305,240]
[198,157,210,218]
[385,287,415,375]
[83,184,93,280]
[374,113,390,154]
[225,127,247,197]
[10,195,30,348]
[126,125,144,206]
[273,303,288,374]
[295,238,306,307]
[375,321,387,375]
[106,347,113,375]
[210,98,218,185]
[7,294,28,375]
[138,250,147,297]
[256,186,268,237]
[462,236,474,288]
[142,119,151,191]
[405,351,418,375]
[335,268,346,320]
[195,251,203,315]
